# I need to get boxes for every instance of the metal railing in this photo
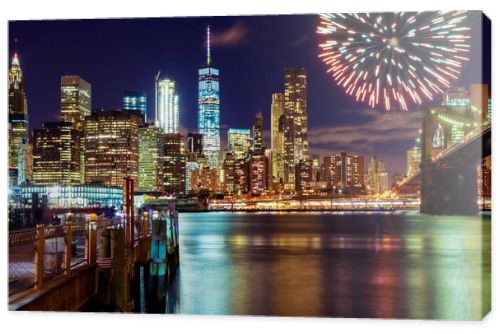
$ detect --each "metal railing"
[8,211,167,296]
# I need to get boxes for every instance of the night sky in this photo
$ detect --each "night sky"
[8,13,486,176]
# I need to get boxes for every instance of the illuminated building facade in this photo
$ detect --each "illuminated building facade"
[8,53,29,179]
[283,68,308,191]
[271,93,285,184]
[163,133,186,195]
[32,122,81,185]
[84,110,142,187]
[252,111,265,154]
[189,167,218,193]
[367,156,389,194]
[20,184,122,209]
[123,91,147,122]
[185,161,200,194]
[406,146,421,177]
[222,152,236,194]
[198,26,221,168]
[17,138,32,185]
[138,124,164,192]
[228,128,251,160]
[155,75,179,133]
[249,155,268,196]
[295,159,313,193]
[60,76,92,131]
[321,152,364,195]
[234,159,249,194]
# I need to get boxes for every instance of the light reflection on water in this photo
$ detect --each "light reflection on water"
[162,211,490,320]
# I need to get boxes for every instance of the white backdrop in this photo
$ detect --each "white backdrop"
[0,1,497,333]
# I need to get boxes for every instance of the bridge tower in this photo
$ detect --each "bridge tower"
[420,106,481,215]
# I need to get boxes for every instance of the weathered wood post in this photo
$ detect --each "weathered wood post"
[97,228,111,305]
[110,228,131,311]
[87,216,98,264]
[64,222,72,275]
[34,224,45,290]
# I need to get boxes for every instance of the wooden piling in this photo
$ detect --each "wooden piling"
[64,222,72,275]
[34,224,45,290]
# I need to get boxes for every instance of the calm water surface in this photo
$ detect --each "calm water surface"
[163,211,490,320]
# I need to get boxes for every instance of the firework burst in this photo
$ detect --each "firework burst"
[317,11,471,111]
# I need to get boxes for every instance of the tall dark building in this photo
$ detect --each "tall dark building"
[252,111,265,155]
[163,133,186,195]
[187,132,203,154]
[8,53,29,177]
[123,91,147,122]
[283,68,308,191]
[321,152,364,195]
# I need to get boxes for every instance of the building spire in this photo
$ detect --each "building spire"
[206,25,212,66]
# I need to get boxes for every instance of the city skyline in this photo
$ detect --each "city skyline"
[10,14,487,177]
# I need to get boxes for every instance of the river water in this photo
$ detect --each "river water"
[162,211,490,320]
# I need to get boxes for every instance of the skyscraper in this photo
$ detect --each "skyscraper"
[271,93,285,184]
[84,110,142,187]
[367,156,389,194]
[198,26,221,168]
[187,132,203,154]
[249,155,268,196]
[320,152,364,195]
[228,128,251,160]
[123,91,147,122]
[155,74,179,134]
[32,122,81,185]
[283,68,308,191]
[406,146,421,177]
[138,124,164,192]
[8,53,29,175]
[163,133,186,194]
[60,75,92,131]
[252,111,265,155]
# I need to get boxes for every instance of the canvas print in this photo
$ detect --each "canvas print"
[7,11,491,320]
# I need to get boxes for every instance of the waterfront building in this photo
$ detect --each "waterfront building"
[271,92,285,184]
[8,53,29,179]
[295,159,313,193]
[283,68,308,191]
[32,122,81,185]
[20,184,122,209]
[138,124,164,192]
[163,133,186,195]
[198,26,221,168]
[321,152,364,195]
[234,159,249,194]
[249,155,268,196]
[84,110,142,187]
[123,91,147,122]
[189,167,218,193]
[222,152,236,194]
[366,156,389,194]
[228,128,251,160]
[155,75,179,133]
[60,75,91,131]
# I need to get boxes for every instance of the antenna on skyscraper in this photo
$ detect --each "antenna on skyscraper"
[206,25,212,66]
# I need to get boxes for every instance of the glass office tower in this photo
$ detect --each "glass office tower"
[123,91,147,122]
[198,26,221,168]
